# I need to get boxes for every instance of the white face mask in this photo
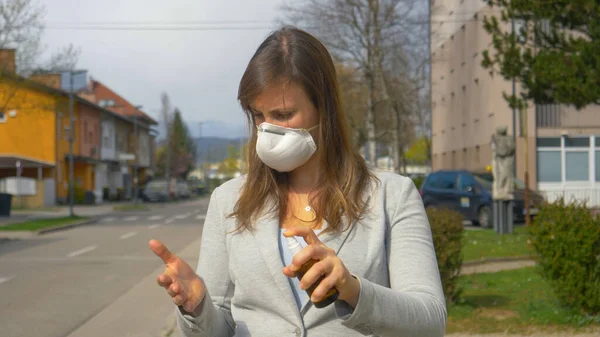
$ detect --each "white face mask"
[255,122,319,172]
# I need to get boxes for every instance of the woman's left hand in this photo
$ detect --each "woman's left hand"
[282,226,360,308]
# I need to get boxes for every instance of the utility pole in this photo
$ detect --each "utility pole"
[520,102,531,226]
[198,122,205,182]
[161,94,171,200]
[511,19,517,178]
[133,105,143,205]
[68,71,75,217]
[67,70,86,216]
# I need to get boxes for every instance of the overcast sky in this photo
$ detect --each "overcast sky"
[40,0,285,136]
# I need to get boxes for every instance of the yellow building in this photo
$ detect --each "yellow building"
[0,50,131,207]
[0,59,69,207]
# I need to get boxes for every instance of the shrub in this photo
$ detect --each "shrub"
[412,175,426,190]
[427,207,464,304]
[528,198,600,315]
[72,184,85,204]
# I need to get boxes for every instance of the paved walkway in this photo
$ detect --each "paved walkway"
[447,332,599,337]
[461,259,537,275]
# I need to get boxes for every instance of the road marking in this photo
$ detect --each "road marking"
[67,245,98,258]
[196,214,206,220]
[0,276,14,284]
[148,215,163,221]
[123,216,139,221]
[100,217,116,223]
[175,213,190,220]
[148,224,161,229]
[119,231,138,240]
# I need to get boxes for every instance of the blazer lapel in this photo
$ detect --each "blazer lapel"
[252,212,303,323]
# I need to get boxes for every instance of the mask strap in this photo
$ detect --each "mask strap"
[306,124,320,132]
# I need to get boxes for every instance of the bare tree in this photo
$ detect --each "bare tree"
[281,0,426,170]
[42,44,81,72]
[160,93,172,194]
[0,0,80,75]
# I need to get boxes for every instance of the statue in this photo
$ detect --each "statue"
[490,126,515,200]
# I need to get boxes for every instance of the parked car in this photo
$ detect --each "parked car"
[419,170,545,228]
[177,181,192,199]
[142,180,170,202]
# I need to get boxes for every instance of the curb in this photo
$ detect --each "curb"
[37,218,99,235]
[462,255,538,267]
[0,218,98,240]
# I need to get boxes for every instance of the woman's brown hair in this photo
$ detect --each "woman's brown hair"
[231,26,376,233]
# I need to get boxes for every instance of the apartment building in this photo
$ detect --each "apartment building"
[431,0,600,206]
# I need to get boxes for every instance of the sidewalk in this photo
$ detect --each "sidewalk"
[0,202,127,227]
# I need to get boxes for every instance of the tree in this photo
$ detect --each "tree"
[170,109,197,178]
[0,0,80,75]
[217,145,241,177]
[335,61,368,147]
[155,107,197,179]
[405,136,429,165]
[481,0,600,109]
[281,0,426,169]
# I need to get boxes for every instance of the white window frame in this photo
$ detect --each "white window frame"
[595,137,600,182]
[537,137,562,184]
[564,136,591,183]
[538,135,600,207]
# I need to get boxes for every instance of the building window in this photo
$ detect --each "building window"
[537,151,562,182]
[0,111,5,123]
[596,150,600,182]
[537,136,600,183]
[566,137,589,147]
[566,152,589,181]
[537,137,560,147]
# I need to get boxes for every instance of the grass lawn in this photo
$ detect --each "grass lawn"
[462,226,536,262]
[0,216,87,231]
[448,267,600,334]
[11,207,61,213]
[113,204,149,211]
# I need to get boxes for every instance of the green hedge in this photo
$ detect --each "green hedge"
[412,176,426,190]
[427,208,464,304]
[528,199,600,315]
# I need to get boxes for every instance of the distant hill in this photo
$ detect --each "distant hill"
[157,119,247,141]
[195,137,247,164]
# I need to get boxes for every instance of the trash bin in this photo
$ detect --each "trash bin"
[0,193,13,217]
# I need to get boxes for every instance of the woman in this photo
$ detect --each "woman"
[150,26,446,337]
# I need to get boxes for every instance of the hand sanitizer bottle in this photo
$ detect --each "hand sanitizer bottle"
[286,236,339,308]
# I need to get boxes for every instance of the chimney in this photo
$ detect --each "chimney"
[30,73,62,89]
[0,49,16,74]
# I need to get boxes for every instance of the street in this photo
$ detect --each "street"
[0,198,209,337]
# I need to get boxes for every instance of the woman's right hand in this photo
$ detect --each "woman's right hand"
[149,239,206,313]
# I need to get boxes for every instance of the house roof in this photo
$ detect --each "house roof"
[0,70,136,125]
[89,79,158,125]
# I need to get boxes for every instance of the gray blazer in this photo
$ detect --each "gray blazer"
[176,171,447,337]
